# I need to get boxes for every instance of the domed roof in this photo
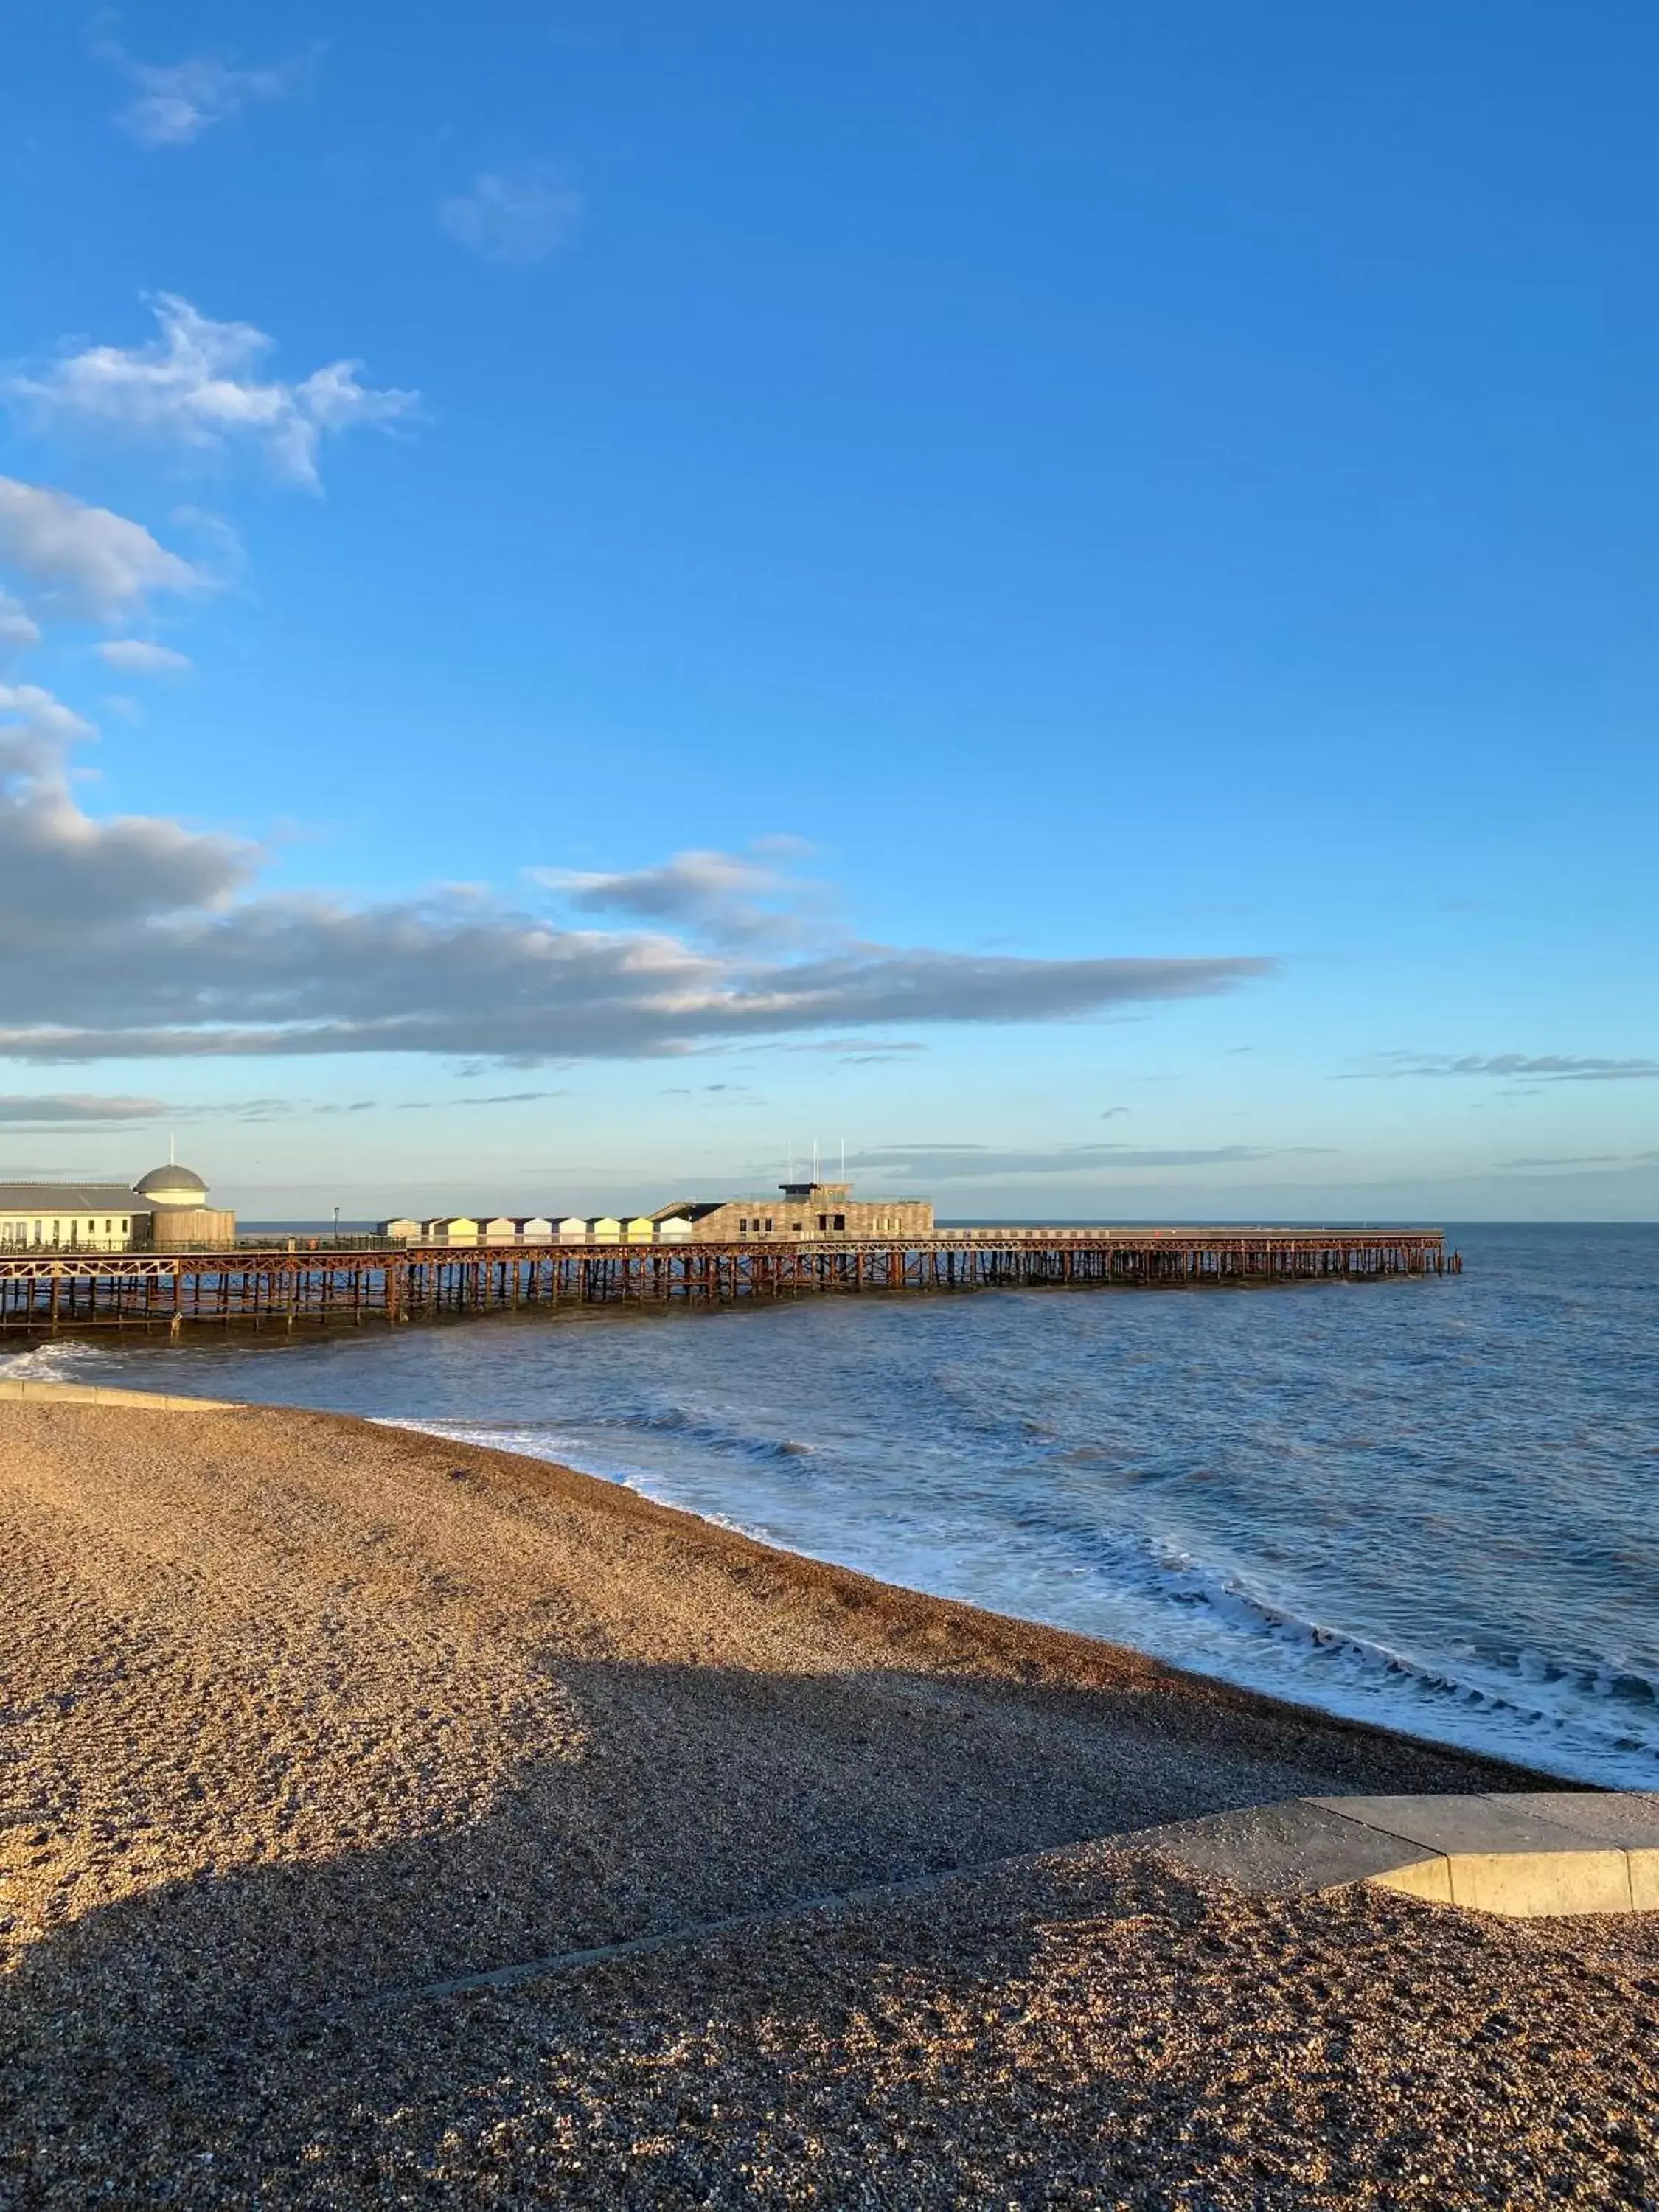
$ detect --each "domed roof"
[135,1163,209,1206]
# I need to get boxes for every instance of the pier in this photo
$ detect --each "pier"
[0,1225,1455,1338]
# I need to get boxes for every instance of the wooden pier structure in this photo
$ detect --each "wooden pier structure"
[0,1226,1455,1338]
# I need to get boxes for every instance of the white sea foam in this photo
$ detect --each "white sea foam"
[390,1406,1659,1791]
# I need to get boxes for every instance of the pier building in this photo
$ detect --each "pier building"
[136,1163,237,1251]
[0,1161,233,1253]
[656,1181,934,1242]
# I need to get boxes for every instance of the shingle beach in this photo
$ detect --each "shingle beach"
[2,1399,1655,2207]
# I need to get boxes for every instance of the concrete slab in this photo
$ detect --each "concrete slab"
[1307,1793,1621,1861]
[1486,1792,1659,1846]
[1136,1793,1659,1918]
[1138,1797,1444,1897]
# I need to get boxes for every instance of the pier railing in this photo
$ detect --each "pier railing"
[0,1226,1454,1338]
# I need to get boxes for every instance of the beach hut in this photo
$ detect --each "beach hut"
[655,1214,692,1242]
[587,1215,622,1242]
[515,1216,554,1241]
[481,1217,518,1242]
[380,1217,420,1242]
[621,1214,655,1243]
[557,1215,589,1242]
[428,1215,479,1245]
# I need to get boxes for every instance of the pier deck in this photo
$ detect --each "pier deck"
[0,1225,1454,1337]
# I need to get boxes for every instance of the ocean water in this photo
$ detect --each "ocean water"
[10,1224,1658,1787]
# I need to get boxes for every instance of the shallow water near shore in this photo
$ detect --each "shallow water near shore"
[12,1223,1658,1787]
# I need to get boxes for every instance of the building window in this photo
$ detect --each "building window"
[764,1217,773,1231]
[835,1214,846,1231]
[739,1217,748,1232]
[817,1214,827,1231]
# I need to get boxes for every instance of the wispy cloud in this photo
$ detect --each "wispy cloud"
[10,296,419,490]
[1346,1052,1659,1084]
[0,706,1273,1064]
[842,1142,1327,1182]
[535,846,825,948]
[757,1037,928,1062]
[0,479,201,619]
[0,1093,166,1126]
[1492,1151,1659,1175]
[394,1091,569,1111]
[439,170,582,265]
[94,639,192,677]
[98,39,309,150]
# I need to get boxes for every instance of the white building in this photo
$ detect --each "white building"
[0,1163,234,1252]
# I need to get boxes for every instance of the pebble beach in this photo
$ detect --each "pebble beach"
[3,1399,1656,2207]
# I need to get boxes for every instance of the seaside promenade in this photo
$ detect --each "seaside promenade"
[1,1397,1652,2208]
[0,1222,1455,1335]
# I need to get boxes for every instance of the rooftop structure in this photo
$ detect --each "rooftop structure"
[657,1183,933,1242]
[135,1164,209,1208]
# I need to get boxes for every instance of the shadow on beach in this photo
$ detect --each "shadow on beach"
[6,1402,1645,2208]
[3,1652,1604,2209]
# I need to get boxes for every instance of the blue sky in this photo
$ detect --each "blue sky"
[1,1,1655,1220]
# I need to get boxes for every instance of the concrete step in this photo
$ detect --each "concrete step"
[1137,1792,1659,1916]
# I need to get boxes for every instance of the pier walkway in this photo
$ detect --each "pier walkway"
[0,1225,1454,1337]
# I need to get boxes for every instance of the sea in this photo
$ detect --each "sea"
[10,1223,1658,1789]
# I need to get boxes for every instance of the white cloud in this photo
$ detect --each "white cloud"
[0,684,253,932]
[0,707,1272,1062]
[0,593,41,649]
[439,171,582,265]
[100,44,305,150]
[0,479,200,619]
[10,296,420,490]
[0,684,97,769]
[95,639,192,677]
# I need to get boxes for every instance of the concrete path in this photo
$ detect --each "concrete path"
[1140,1790,1659,1916]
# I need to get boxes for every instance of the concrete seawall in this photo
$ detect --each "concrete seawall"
[0,1378,239,1411]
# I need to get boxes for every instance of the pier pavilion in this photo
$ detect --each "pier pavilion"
[0,1160,234,1253]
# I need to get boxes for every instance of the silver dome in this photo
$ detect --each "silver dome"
[134,1164,209,1208]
